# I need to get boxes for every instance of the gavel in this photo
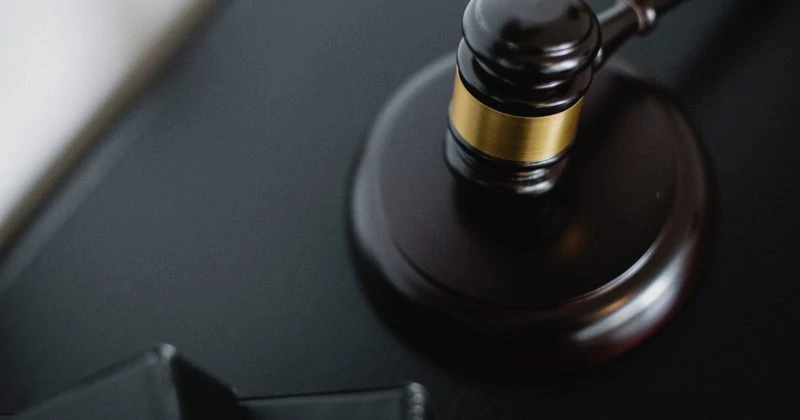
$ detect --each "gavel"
[350,0,712,372]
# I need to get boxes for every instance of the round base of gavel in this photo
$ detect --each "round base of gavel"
[349,55,715,372]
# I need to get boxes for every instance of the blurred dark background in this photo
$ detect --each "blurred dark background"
[1,0,799,417]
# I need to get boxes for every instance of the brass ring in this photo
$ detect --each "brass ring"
[449,71,583,163]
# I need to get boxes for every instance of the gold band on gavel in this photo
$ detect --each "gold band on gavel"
[449,71,583,163]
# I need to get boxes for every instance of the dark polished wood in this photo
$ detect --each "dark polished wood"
[447,0,691,194]
[351,56,715,371]
[458,0,598,117]
[597,0,687,66]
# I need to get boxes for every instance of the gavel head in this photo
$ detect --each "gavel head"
[446,0,601,194]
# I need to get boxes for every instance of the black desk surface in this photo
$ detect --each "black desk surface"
[2,0,799,417]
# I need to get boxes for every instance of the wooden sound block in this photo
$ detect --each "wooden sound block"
[350,55,715,372]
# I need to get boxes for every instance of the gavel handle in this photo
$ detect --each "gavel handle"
[595,0,688,67]
[648,0,687,14]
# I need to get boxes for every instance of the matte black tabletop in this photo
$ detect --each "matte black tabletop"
[2,0,799,417]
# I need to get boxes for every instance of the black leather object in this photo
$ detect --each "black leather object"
[12,345,242,420]
[9,345,432,420]
[241,384,432,420]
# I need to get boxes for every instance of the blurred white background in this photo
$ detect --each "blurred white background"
[0,0,213,247]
